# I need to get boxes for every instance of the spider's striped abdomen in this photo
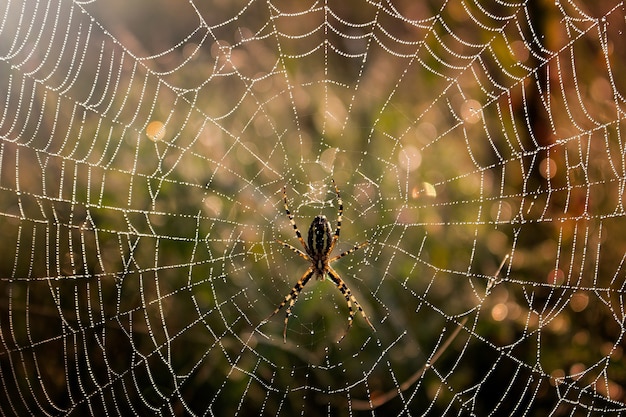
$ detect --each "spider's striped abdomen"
[307,215,332,272]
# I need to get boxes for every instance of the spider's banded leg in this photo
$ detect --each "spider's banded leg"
[329,241,368,263]
[268,266,315,343]
[283,186,309,253]
[327,267,375,342]
[275,239,310,261]
[331,179,343,242]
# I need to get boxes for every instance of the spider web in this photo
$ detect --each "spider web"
[1,0,626,415]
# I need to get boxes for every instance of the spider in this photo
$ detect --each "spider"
[267,179,375,343]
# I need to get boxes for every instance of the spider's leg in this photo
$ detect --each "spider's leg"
[267,266,315,343]
[327,266,375,342]
[329,240,368,263]
[275,239,310,261]
[331,179,342,244]
[283,185,309,253]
